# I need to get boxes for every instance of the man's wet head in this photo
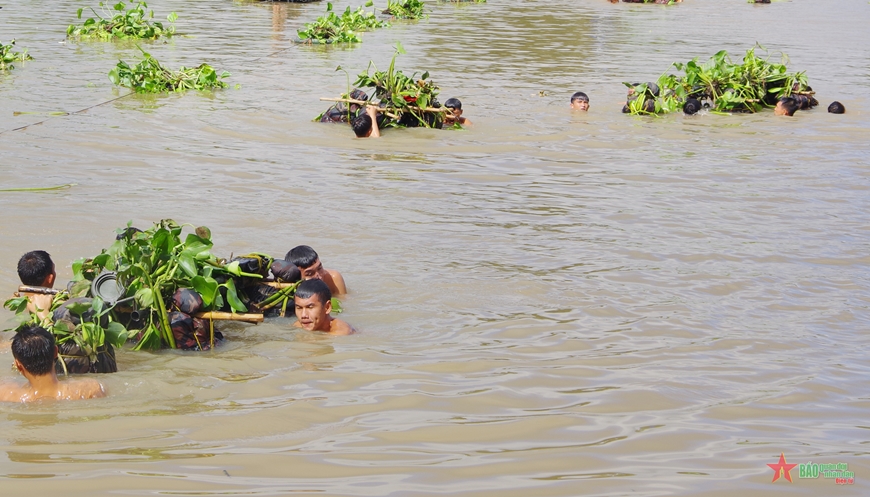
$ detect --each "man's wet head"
[294,279,333,332]
[286,245,328,281]
[18,250,55,287]
[570,91,590,111]
[12,325,58,377]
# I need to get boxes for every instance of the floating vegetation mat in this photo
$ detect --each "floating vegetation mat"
[68,1,177,40]
[0,40,33,71]
[623,46,816,115]
[384,0,427,19]
[297,1,388,44]
[321,43,452,128]
[109,49,229,93]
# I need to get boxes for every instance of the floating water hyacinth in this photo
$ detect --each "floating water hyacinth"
[0,39,33,71]
[623,46,815,115]
[297,1,388,44]
[108,49,229,93]
[384,0,427,19]
[67,1,177,40]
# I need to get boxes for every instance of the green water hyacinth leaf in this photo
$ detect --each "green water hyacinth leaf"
[330,297,343,314]
[223,279,247,313]
[133,323,162,350]
[69,279,91,298]
[135,287,154,308]
[105,322,129,348]
[191,276,219,307]
[66,301,92,316]
[178,253,197,279]
[224,260,264,279]
[3,296,29,315]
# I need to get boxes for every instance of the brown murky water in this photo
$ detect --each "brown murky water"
[1,0,869,495]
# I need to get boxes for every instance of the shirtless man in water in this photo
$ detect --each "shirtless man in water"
[16,250,56,321]
[293,279,354,335]
[286,245,347,295]
[0,325,105,402]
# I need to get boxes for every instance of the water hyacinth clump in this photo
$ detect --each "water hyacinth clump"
[0,40,33,71]
[384,0,427,19]
[297,1,389,44]
[108,50,230,93]
[70,220,261,350]
[352,43,444,128]
[68,1,177,40]
[624,46,815,115]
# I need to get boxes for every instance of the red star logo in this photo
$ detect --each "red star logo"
[767,453,798,482]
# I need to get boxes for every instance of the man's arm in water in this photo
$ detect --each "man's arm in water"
[72,378,107,399]
[367,106,381,138]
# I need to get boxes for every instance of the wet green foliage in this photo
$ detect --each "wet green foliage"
[67,1,177,40]
[625,46,813,115]
[0,40,33,71]
[297,1,388,44]
[72,220,263,350]
[109,50,229,93]
[4,289,128,366]
[354,43,442,127]
[384,0,427,19]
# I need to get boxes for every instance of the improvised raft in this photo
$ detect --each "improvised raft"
[318,49,459,128]
[5,220,316,374]
[622,46,817,115]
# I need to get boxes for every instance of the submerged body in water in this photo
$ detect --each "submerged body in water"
[0,325,105,403]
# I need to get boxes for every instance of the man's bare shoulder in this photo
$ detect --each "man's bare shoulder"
[328,318,355,336]
[0,384,26,403]
[326,269,347,294]
[59,379,106,400]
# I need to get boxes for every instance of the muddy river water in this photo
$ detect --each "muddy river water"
[1,0,869,495]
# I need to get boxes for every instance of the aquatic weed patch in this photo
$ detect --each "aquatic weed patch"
[67,1,177,40]
[352,43,444,127]
[624,46,815,115]
[108,50,229,93]
[384,0,427,19]
[297,1,388,44]
[0,40,33,71]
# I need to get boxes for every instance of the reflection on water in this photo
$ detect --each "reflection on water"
[2,0,870,495]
